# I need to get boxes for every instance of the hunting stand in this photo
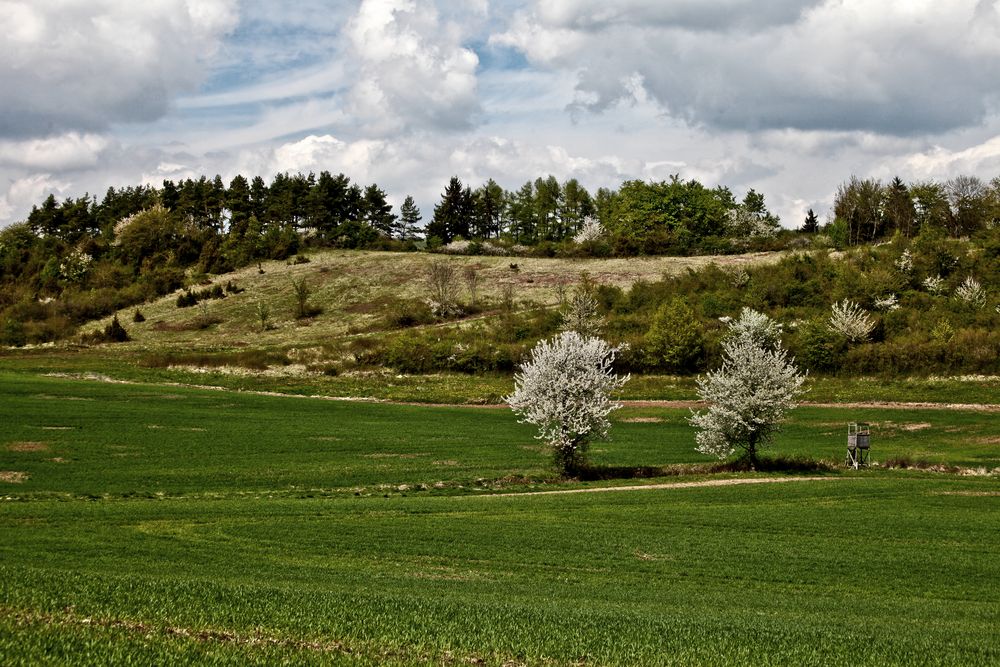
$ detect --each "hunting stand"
[846,422,871,469]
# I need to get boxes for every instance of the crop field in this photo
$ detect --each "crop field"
[1,372,998,665]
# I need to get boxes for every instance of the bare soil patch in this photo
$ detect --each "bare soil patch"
[934,490,1000,497]
[620,417,664,423]
[7,442,48,452]
[0,471,30,484]
[901,422,933,431]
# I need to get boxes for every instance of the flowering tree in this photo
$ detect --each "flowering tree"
[689,310,806,467]
[726,307,783,349]
[828,299,875,343]
[506,331,629,474]
[955,276,986,307]
[573,216,604,244]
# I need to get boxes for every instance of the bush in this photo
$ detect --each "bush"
[81,314,130,344]
[1,318,26,347]
[644,299,704,372]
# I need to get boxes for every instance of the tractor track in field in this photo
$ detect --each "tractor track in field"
[486,475,843,498]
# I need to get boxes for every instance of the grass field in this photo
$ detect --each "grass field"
[1,372,998,665]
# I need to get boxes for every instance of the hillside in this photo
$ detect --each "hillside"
[83,248,785,349]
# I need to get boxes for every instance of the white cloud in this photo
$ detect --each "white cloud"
[0,174,72,222]
[898,135,1000,181]
[0,0,238,138]
[0,133,111,171]
[345,0,481,134]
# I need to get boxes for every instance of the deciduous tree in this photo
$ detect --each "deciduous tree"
[506,331,629,475]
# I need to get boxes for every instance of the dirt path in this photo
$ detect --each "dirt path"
[486,475,843,498]
[623,400,1000,413]
[41,373,1000,412]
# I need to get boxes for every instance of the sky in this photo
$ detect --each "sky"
[2,0,1000,229]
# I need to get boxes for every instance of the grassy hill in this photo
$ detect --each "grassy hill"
[86,249,785,349]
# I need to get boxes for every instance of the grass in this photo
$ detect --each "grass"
[2,480,998,665]
[74,249,788,350]
[1,373,998,665]
[2,349,999,406]
[2,373,998,501]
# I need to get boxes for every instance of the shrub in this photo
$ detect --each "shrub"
[644,299,704,372]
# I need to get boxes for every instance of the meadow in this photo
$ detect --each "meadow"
[1,372,998,665]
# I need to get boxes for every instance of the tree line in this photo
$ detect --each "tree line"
[1,167,997,345]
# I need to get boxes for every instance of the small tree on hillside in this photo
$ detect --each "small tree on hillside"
[506,331,630,475]
[689,310,806,468]
[560,277,604,337]
[828,300,875,343]
[645,299,704,372]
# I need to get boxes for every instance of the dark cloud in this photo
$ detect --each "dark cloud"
[499,1,1000,136]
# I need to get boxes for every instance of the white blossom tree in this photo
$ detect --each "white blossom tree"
[506,331,629,474]
[955,276,986,307]
[726,307,783,349]
[573,216,604,244]
[689,311,806,467]
[828,299,875,343]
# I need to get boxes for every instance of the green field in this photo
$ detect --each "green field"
[2,373,999,665]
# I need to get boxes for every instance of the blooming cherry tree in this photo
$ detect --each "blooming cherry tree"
[828,300,875,343]
[690,310,806,467]
[506,331,629,474]
[726,307,783,349]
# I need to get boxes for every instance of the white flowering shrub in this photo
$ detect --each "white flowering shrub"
[725,207,778,238]
[481,241,508,256]
[923,274,946,295]
[828,300,875,343]
[506,332,630,474]
[954,277,986,307]
[874,294,900,311]
[689,313,806,466]
[726,307,783,349]
[58,248,93,283]
[573,216,604,244]
[894,249,913,273]
[440,239,473,254]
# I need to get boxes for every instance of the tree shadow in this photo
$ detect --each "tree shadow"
[575,456,836,481]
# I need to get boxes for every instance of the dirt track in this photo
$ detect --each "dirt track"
[487,475,843,498]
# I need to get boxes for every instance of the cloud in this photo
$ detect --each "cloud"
[345,0,481,134]
[0,174,72,222]
[0,133,111,171]
[493,0,1000,135]
[897,134,1000,181]
[0,0,238,138]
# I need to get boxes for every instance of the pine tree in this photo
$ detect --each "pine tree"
[801,208,819,233]
[428,177,472,244]
[361,184,397,237]
[399,195,422,240]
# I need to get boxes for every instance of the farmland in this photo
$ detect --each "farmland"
[1,245,999,665]
[1,372,998,665]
